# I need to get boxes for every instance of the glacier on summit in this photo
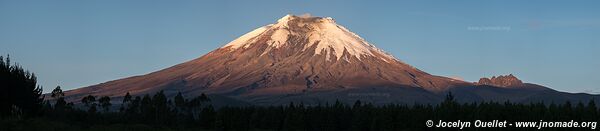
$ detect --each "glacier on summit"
[222,14,397,62]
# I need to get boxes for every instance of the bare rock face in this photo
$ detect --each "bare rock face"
[476,74,524,87]
[63,14,471,104]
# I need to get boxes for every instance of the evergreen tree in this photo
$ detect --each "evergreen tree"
[126,96,142,114]
[0,55,44,118]
[140,94,152,122]
[174,92,186,109]
[187,93,211,119]
[152,91,170,124]
[174,92,186,117]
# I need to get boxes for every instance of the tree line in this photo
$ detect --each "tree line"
[35,90,600,131]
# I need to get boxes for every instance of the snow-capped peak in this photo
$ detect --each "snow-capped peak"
[221,14,397,62]
[277,14,294,23]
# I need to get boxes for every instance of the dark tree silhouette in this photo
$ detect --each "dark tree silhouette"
[0,55,43,118]
[50,86,67,110]
[174,92,186,109]
[98,96,111,112]
[174,92,186,117]
[81,95,97,113]
[124,96,141,114]
[120,92,132,112]
[81,95,96,107]
[50,86,64,98]
[3,88,599,131]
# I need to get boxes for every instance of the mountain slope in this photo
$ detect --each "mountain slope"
[63,14,598,105]
[64,14,469,103]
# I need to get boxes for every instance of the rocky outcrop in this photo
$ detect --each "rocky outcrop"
[475,74,524,87]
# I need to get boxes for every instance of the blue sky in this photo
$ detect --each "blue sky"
[1,0,599,93]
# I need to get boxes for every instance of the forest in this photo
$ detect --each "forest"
[1,55,599,131]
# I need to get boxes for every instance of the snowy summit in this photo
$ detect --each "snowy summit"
[222,14,397,62]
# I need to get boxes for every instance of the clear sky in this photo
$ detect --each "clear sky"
[1,0,599,94]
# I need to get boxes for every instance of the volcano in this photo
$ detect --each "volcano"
[63,14,599,105]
